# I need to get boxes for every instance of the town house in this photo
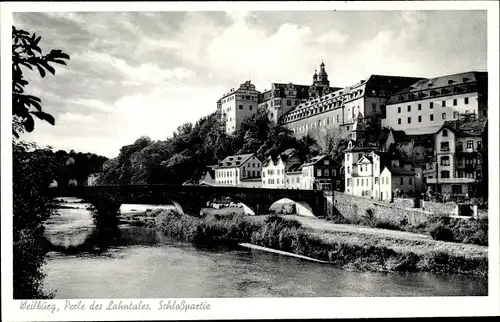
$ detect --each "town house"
[214,153,262,186]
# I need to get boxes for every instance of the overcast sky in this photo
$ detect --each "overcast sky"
[13,10,487,158]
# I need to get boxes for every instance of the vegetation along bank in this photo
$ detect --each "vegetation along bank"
[145,209,487,277]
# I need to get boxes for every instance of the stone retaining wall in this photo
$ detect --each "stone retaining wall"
[329,192,437,226]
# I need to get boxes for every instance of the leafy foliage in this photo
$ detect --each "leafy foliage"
[13,141,57,299]
[98,108,321,185]
[12,26,70,138]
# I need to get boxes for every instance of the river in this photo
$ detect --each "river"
[42,197,487,298]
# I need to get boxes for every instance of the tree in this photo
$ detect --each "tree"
[12,26,70,299]
[12,26,70,138]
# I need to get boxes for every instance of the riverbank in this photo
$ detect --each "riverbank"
[148,209,487,277]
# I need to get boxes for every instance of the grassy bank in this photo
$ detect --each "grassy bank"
[330,206,488,246]
[151,209,487,277]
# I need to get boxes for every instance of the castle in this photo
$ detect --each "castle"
[215,62,488,201]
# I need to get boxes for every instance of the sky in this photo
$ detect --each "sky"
[12,10,487,158]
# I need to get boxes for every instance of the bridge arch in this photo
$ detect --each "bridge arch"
[269,198,316,218]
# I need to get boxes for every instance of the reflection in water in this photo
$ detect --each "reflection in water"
[42,197,488,298]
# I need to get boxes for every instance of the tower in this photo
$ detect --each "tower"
[317,60,330,86]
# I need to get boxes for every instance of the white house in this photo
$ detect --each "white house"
[346,149,417,202]
[214,153,262,186]
[261,149,301,189]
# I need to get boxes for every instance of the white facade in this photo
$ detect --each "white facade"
[219,81,261,135]
[261,154,302,189]
[300,165,315,190]
[285,172,301,189]
[345,149,417,201]
[215,154,262,186]
[382,93,480,133]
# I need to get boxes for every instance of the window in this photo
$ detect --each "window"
[418,104,422,110]
[239,105,243,110]
[458,141,463,151]
[453,98,457,106]
[398,118,402,125]
[324,160,330,165]
[430,114,434,121]
[407,105,411,112]
[441,142,450,151]
[375,177,379,184]
[317,169,322,176]
[453,111,459,118]
[452,185,462,194]
[400,177,404,185]
[442,100,446,107]
[242,170,246,176]
[347,178,351,186]
[346,154,350,161]
[477,141,482,151]
[356,179,359,186]
[407,117,411,124]
[249,105,253,110]
[324,169,330,176]
[441,171,450,179]
[442,129,448,137]
[457,157,463,166]
[409,177,412,185]
[287,100,291,106]
[347,166,350,174]
[467,140,473,149]
[430,102,434,109]
[442,113,446,120]
[464,97,469,104]
[418,115,422,122]
[441,156,450,166]
[398,106,401,113]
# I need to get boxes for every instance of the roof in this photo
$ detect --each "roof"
[357,156,373,164]
[217,153,255,168]
[240,178,261,182]
[387,166,416,176]
[262,149,300,167]
[279,74,425,124]
[438,118,487,137]
[301,155,327,167]
[286,163,302,173]
[345,145,379,152]
[388,71,488,104]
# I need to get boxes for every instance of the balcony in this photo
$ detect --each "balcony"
[426,177,476,184]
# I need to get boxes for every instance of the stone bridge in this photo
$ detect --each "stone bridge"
[46,185,329,218]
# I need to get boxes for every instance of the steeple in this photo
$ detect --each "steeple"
[313,69,318,82]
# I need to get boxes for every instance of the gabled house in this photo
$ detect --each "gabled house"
[300,154,341,191]
[262,149,301,189]
[345,149,418,201]
[425,118,487,199]
[214,153,262,186]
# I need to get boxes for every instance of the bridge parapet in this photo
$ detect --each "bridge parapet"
[46,185,327,217]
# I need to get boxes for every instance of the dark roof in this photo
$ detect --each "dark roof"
[286,164,302,173]
[387,166,415,176]
[302,155,328,167]
[262,149,300,167]
[345,145,379,152]
[391,130,407,142]
[439,118,487,137]
[241,178,261,182]
[388,71,488,104]
[217,153,255,168]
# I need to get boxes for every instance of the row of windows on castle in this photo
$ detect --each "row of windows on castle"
[284,102,378,124]
[220,94,259,104]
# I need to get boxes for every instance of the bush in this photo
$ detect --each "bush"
[429,223,455,242]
